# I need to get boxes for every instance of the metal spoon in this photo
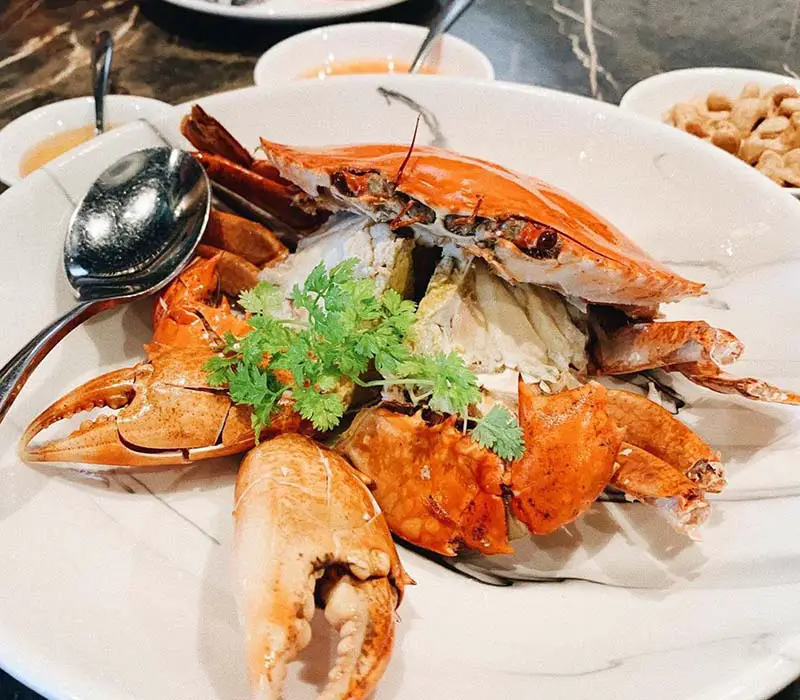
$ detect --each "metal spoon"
[409,0,476,74]
[92,30,114,135]
[0,147,210,424]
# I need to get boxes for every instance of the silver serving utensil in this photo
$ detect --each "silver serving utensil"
[92,30,114,135]
[409,0,476,74]
[0,147,210,424]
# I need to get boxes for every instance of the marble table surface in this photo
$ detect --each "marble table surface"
[0,0,799,698]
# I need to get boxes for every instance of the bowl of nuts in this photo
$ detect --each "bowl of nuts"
[620,67,800,196]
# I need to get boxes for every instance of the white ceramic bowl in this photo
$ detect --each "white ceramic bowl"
[619,67,800,120]
[620,67,800,198]
[253,22,494,89]
[0,95,173,186]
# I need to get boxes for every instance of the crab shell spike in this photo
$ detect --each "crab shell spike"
[258,139,705,307]
[233,434,409,700]
[336,408,512,557]
[605,389,726,492]
[511,378,623,535]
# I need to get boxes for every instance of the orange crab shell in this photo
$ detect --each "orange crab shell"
[151,255,251,348]
[511,379,623,535]
[259,140,705,306]
[336,408,512,557]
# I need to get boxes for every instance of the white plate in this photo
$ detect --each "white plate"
[253,22,494,89]
[1,77,799,700]
[0,95,172,186]
[620,67,800,198]
[159,0,407,22]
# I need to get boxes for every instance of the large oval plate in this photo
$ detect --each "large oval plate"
[159,0,407,22]
[1,76,799,700]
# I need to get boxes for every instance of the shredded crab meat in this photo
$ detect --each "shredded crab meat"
[413,251,587,392]
[259,213,414,315]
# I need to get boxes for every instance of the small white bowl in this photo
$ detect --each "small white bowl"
[619,67,800,120]
[0,95,173,186]
[253,22,494,89]
[620,67,800,198]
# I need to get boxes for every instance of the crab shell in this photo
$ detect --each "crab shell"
[336,381,724,553]
[258,140,705,308]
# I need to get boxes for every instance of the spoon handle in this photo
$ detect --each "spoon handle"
[92,30,114,135]
[0,302,99,426]
[409,0,476,74]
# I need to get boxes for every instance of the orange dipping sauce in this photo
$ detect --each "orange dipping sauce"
[19,124,115,177]
[301,58,439,80]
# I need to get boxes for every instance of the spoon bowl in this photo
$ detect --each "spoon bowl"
[0,146,210,424]
[66,147,210,301]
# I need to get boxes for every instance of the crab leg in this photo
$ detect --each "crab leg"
[181,104,289,184]
[606,389,725,492]
[675,361,800,405]
[610,443,710,536]
[194,152,321,231]
[234,435,408,700]
[592,320,744,375]
[203,209,288,267]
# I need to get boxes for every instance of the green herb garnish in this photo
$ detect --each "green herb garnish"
[204,258,525,459]
[471,405,525,461]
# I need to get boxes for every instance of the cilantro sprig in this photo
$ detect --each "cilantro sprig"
[471,405,525,461]
[204,258,525,460]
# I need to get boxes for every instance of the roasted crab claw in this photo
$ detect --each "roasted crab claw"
[234,434,410,700]
[19,345,304,469]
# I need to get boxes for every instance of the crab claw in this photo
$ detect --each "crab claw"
[19,366,145,467]
[234,434,409,700]
[606,389,726,492]
[19,346,307,469]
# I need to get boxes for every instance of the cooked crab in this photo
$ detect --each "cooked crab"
[181,106,799,407]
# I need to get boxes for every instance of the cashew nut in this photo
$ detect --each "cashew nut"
[665,82,800,188]
[755,150,786,184]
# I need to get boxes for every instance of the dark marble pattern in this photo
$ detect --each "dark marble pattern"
[0,0,799,697]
